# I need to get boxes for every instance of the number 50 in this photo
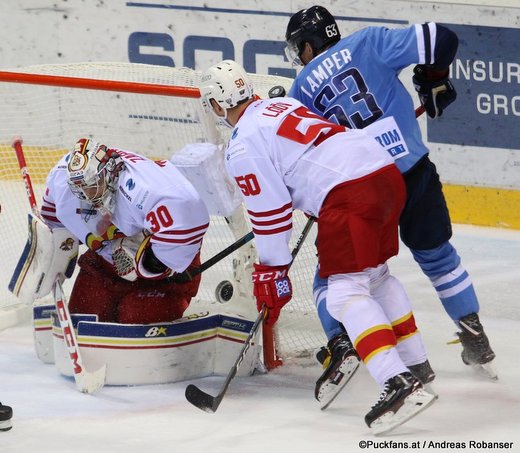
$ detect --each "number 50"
[235,174,261,196]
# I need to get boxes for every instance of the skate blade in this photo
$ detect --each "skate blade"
[471,361,498,380]
[370,388,438,436]
[317,356,360,410]
[0,420,12,432]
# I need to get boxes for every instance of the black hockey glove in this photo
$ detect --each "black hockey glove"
[412,65,457,119]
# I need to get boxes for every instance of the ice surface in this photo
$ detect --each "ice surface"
[1,224,519,453]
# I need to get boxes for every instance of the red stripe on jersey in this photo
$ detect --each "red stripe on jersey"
[41,205,56,213]
[252,222,292,236]
[247,201,292,218]
[250,211,292,227]
[156,223,210,235]
[41,214,60,223]
[354,326,396,363]
[152,231,206,244]
[42,198,56,207]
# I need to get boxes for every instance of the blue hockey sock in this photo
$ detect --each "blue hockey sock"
[411,242,479,323]
[313,267,344,340]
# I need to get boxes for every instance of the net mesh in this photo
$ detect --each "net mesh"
[0,62,326,360]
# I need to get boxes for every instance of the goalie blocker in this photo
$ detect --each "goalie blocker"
[9,213,78,305]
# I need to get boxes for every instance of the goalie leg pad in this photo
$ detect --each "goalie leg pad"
[9,214,79,304]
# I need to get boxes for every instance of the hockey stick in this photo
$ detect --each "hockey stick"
[185,216,315,413]
[12,137,106,394]
[169,231,254,283]
[267,87,425,118]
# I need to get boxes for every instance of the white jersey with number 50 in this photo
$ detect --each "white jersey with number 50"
[224,97,395,266]
[42,150,210,273]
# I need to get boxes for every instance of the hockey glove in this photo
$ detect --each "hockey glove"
[112,232,173,281]
[252,263,292,327]
[412,65,457,119]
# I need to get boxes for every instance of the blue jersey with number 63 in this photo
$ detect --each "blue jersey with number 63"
[289,24,436,174]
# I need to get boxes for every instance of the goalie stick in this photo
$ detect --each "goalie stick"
[185,216,315,413]
[12,137,106,394]
[267,87,425,118]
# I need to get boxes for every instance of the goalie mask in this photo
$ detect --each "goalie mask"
[285,5,341,66]
[199,60,254,128]
[67,138,125,215]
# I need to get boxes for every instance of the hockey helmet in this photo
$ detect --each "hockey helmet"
[66,138,124,211]
[285,5,341,66]
[199,60,254,126]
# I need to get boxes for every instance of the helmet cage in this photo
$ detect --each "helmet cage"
[67,139,123,210]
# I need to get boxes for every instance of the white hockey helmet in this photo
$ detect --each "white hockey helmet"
[66,138,124,211]
[199,60,254,125]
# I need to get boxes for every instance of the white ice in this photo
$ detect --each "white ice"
[1,224,519,453]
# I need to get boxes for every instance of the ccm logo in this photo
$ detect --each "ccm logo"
[252,270,287,282]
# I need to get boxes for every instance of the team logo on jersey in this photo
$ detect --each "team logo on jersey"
[126,178,136,191]
[60,237,76,251]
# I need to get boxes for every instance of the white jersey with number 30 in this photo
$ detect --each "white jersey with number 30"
[224,97,395,266]
[42,150,210,273]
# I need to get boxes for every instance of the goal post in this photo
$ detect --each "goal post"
[0,62,326,367]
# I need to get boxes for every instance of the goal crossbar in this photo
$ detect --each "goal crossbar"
[0,70,200,98]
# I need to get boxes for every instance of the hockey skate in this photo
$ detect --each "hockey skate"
[0,403,13,432]
[408,360,436,385]
[365,372,437,436]
[456,313,497,380]
[315,333,360,410]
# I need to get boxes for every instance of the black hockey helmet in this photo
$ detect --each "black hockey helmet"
[285,5,341,65]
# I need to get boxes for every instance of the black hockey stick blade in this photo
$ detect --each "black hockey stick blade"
[184,219,314,413]
[185,308,264,413]
[185,384,222,413]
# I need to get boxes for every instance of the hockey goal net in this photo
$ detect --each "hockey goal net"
[0,62,326,367]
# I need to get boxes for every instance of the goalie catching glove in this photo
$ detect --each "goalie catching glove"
[252,263,292,327]
[412,65,457,119]
[112,232,173,281]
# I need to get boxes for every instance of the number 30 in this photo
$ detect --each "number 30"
[146,205,174,232]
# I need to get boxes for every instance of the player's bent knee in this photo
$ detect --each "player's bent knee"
[326,274,371,321]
